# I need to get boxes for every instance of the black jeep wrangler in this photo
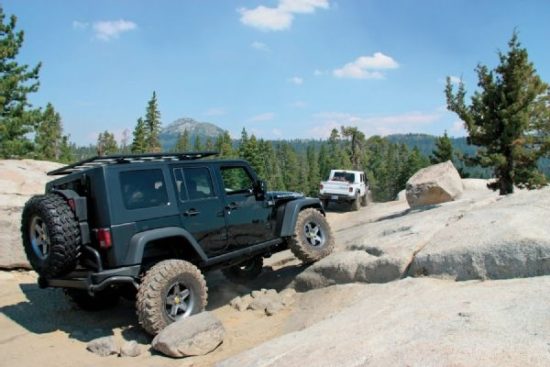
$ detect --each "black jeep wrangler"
[21,152,334,335]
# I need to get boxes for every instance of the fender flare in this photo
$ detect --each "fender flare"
[279,198,324,237]
[124,227,208,265]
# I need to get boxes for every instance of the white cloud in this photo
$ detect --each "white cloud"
[93,19,137,41]
[248,112,275,122]
[451,120,466,136]
[288,76,304,85]
[310,111,442,138]
[314,69,326,76]
[333,52,399,80]
[72,20,89,29]
[272,128,283,137]
[251,41,271,52]
[239,0,329,31]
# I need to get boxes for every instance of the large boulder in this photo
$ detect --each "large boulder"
[0,159,63,269]
[217,276,550,367]
[408,187,550,280]
[152,311,225,358]
[406,161,463,208]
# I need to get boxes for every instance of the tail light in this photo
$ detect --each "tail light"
[97,228,112,249]
[320,184,324,190]
[67,198,76,212]
[349,187,353,193]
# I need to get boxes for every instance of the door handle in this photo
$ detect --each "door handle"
[225,202,239,211]
[184,209,200,216]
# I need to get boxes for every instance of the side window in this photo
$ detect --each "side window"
[183,167,215,200]
[221,166,254,194]
[120,169,168,210]
[173,168,188,201]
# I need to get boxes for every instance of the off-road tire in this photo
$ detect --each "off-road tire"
[351,194,361,211]
[322,198,329,209]
[222,256,263,284]
[65,288,120,311]
[21,194,80,278]
[289,208,335,264]
[361,193,368,207]
[136,259,207,335]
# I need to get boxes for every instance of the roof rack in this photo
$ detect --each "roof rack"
[47,151,219,176]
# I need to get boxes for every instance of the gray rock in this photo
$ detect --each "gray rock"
[86,336,118,357]
[152,311,225,357]
[406,160,463,208]
[120,340,141,357]
[216,276,550,367]
[0,159,63,270]
[265,302,284,316]
[409,188,550,280]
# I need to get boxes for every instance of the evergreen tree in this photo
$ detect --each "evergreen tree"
[193,135,203,151]
[0,7,42,157]
[278,142,301,192]
[259,140,283,190]
[174,129,190,152]
[131,117,147,153]
[205,137,215,151]
[144,91,162,152]
[97,130,118,156]
[306,145,320,196]
[341,126,366,169]
[35,103,63,160]
[119,128,131,154]
[59,135,73,163]
[318,143,331,180]
[430,131,453,164]
[446,32,550,194]
[216,131,234,158]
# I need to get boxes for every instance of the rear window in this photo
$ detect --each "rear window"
[120,169,168,210]
[333,172,355,183]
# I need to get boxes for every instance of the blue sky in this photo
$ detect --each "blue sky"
[4,0,550,145]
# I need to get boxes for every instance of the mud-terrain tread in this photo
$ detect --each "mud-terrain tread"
[21,194,80,278]
[222,256,263,284]
[136,259,207,335]
[289,208,335,264]
[351,194,361,211]
[361,193,368,207]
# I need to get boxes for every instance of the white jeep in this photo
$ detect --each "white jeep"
[319,170,369,211]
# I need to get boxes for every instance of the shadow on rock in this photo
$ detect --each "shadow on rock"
[0,282,137,342]
[206,264,308,310]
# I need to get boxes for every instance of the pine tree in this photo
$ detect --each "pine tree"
[0,7,42,158]
[193,135,203,151]
[97,131,118,156]
[306,145,320,196]
[144,91,162,152]
[430,131,453,164]
[278,142,301,192]
[341,126,366,169]
[174,129,190,152]
[59,135,73,163]
[131,117,147,153]
[446,32,550,194]
[318,143,331,180]
[216,131,234,158]
[35,103,63,160]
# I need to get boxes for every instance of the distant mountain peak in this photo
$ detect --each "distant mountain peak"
[159,117,226,149]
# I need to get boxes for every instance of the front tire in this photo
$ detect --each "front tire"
[222,256,263,284]
[136,260,207,335]
[351,194,360,211]
[21,194,80,278]
[289,208,335,264]
[361,193,368,207]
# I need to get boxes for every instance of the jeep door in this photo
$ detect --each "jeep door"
[217,164,276,249]
[172,166,228,256]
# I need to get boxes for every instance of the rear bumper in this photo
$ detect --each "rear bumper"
[39,265,140,295]
[319,193,355,202]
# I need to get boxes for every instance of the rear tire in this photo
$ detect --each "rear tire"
[289,208,335,264]
[361,193,368,207]
[351,194,360,211]
[21,194,80,278]
[65,288,120,311]
[136,260,207,335]
[222,256,263,284]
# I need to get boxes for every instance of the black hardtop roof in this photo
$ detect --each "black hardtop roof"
[47,151,247,176]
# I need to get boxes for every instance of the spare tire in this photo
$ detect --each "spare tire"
[21,194,81,278]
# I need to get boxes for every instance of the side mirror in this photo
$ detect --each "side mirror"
[253,180,267,200]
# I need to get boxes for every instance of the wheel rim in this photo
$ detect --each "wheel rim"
[164,281,195,321]
[29,215,50,260]
[303,221,325,247]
